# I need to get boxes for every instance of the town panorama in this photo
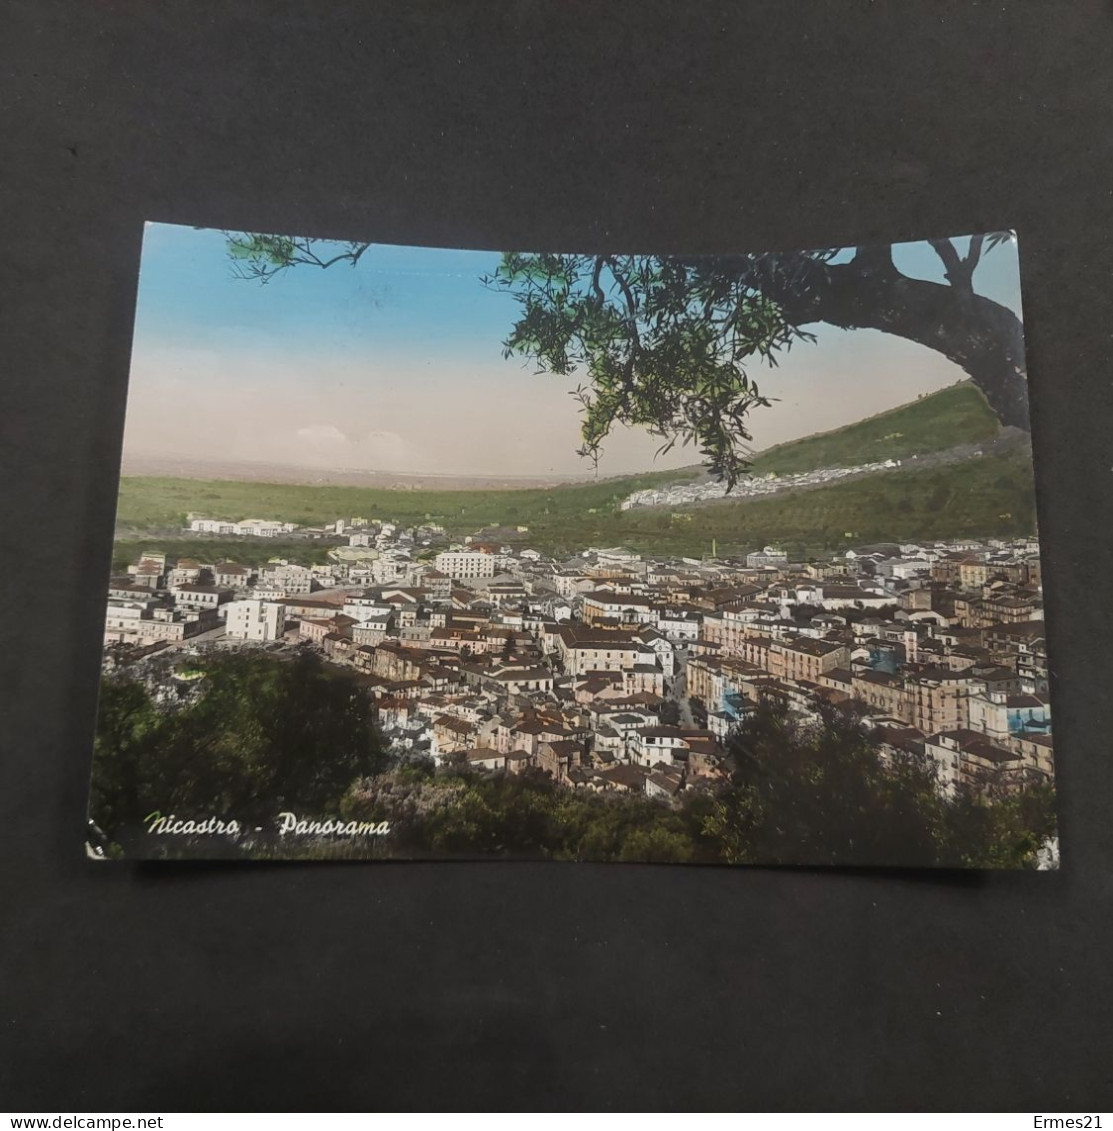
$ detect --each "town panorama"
[100,507,1053,849]
[88,225,1054,866]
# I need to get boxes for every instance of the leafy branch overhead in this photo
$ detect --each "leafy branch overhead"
[481,253,830,487]
[225,230,1027,488]
[225,231,370,283]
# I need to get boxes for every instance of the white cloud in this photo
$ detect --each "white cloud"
[296,424,347,448]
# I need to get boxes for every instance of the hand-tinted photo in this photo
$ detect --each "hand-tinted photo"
[87,223,1057,867]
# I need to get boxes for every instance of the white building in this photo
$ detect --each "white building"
[435,551,498,580]
[104,599,156,641]
[251,586,286,602]
[188,517,297,537]
[746,546,789,569]
[224,600,286,642]
[234,519,298,537]
[655,610,702,642]
[170,584,228,611]
[189,518,237,535]
[342,598,394,620]
[259,563,314,595]
[372,556,409,584]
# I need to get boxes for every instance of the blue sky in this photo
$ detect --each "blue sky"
[122,222,1024,477]
[134,225,518,369]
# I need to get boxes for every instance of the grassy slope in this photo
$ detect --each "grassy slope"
[113,383,1033,563]
[113,447,1036,566]
[749,381,1000,475]
[603,446,1036,558]
[114,464,700,534]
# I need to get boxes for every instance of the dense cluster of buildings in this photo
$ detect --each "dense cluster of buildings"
[104,517,1053,804]
[188,517,300,537]
[620,459,904,509]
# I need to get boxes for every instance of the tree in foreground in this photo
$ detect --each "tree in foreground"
[90,650,390,854]
[336,694,1055,868]
[227,231,1025,486]
[704,695,1056,869]
[92,653,1056,865]
[340,762,702,863]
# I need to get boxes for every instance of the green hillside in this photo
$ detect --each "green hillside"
[114,383,996,536]
[114,464,701,536]
[112,380,1032,566]
[749,381,1000,476]
[113,446,1036,568]
[604,446,1037,559]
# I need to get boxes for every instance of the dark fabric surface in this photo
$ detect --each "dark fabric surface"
[2,0,1111,1111]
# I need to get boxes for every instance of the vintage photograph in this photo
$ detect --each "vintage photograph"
[87,222,1056,866]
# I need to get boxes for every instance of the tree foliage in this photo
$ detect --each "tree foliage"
[225,230,1026,486]
[93,654,1054,866]
[90,650,389,853]
[712,695,945,866]
[712,695,1056,868]
[225,231,369,283]
[338,696,1055,869]
[484,236,1026,486]
[481,253,816,485]
[341,762,704,863]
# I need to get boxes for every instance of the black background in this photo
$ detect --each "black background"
[3,0,1113,1111]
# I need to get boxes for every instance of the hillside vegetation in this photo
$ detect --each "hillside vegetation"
[114,464,700,535]
[605,446,1036,559]
[92,652,1056,867]
[113,381,1034,562]
[113,446,1036,566]
[750,381,1000,475]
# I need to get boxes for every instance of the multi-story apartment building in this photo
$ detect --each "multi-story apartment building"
[223,600,286,642]
[434,551,498,580]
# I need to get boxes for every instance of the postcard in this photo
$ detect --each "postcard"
[86,223,1057,866]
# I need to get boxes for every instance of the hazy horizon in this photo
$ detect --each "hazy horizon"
[121,224,1024,480]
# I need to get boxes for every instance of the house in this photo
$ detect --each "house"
[189,518,237,535]
[596,764,650,794]
[484,666,556,696]
[223,600,286,642]
[581,590,656,627]
[968,690,1051,742]
[349,613,392,646]
[213,562,251,589]
[536,739,583,782]
[747,546,789,569]
[619,663,664,698]
[299,614,357,646]
[925,729,1026,797]
[629,725,717,769]
[431,714,479,761]
[124,551,165,587]
[434,550,498,579]
[170,583,232,612]
[463,747,507,772]
[770,637,851,684]
[370,643,428,682]
[320,633,353,661]
[645,767,685,801]
[556,626,642,677]
[260,563,315,595]
[505,750,534,775]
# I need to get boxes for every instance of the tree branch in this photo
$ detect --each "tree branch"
[964,234,984,275]
[929,237,976,294]
[787,260,1028,429]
